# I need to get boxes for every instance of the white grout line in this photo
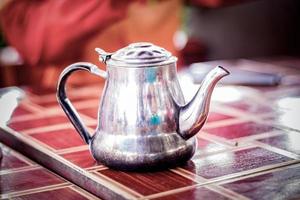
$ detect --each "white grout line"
[21,100,46,113]
[252,140,300,160]
[87,165,108,172]
[69,185,102,200]
[227,130,284,144]
[200,127,289,149]
[203,118,249,129]
[0,183,71,199]
[0,143,36,166]
[140,168,248,200]
[0,165,41,175]
[137,185,198,200]
[197,133,233,148]
[207,160,300,184]
[93,171,142,199]
[21,119,96,135]
[198,131,236,147]
[207,185,250,200]
[56,145,89,155]
[194,144,257,160]
[216,162,300,185]
[45,99,99,112]
[22,123,79,135]
[10,112,64,123]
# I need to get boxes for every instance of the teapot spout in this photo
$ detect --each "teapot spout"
[178,66,229,140]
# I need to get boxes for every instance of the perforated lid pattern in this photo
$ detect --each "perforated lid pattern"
[109,42,175,66]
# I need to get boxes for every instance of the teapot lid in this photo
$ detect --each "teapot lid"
[96,42,177,67]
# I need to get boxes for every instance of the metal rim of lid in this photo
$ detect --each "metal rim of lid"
[107,42,177,67]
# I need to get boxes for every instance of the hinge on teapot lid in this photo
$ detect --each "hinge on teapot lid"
[95,42,176,67]
[95,48,113,64]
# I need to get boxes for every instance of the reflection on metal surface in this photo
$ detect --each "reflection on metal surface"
[0,87,25,126]
[179,66,229,140]
[276,97,300,130]
[57,43,229,171]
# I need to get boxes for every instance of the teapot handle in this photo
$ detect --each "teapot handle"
[57,62,107,144]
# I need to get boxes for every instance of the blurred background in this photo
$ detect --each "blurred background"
[0,0,299,88]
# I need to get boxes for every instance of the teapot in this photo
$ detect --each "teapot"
[57,42,229,171]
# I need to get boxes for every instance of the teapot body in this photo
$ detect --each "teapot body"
[91,63,196,170]
[57,42,229,171]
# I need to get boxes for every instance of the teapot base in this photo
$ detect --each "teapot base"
[91,139,196,171]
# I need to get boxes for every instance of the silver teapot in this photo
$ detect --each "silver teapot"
[57,42,229,171]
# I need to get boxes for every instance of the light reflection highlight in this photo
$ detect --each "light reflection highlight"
[286,131,300,153]
[212,87,243,103]
[276,97,300,130]
[0,87,25,126]
[192,150,234,175]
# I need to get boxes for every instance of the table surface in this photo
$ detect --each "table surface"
[1,57,300,200]
[0,143,100,199]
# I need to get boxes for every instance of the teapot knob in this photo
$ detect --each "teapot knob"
[95,48,113,64]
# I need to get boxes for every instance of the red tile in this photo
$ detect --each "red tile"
[8,115,70,131]
[12,187,89,200]
[0,146,29,170]
[98,169,197,196]
[88,124,98,130]
[31,99,58,108]
[0,168,64,194]
[182,147,292,179]
[11,106,33,117]
[154,187,229,200]
[225,101,273,114]
[205,121,277,139]
[33,95,98,108]
[258,131,300,155]
[206,112,234,123]
[30,94,56,105]
[223,166,300,200]
[79,107,98,119]
[27,87,56,96]
[31,129,86,150]
[61,150,98,168]
[68,83,105,96]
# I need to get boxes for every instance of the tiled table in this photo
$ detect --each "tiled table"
[0,143,99,199]
[0,58,300,199]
